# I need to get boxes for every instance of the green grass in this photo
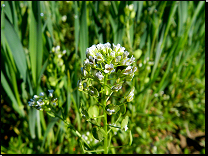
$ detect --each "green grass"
[1,1,205,154]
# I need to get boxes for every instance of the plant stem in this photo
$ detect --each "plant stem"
[104,108,108,154]
[103,75,108,154]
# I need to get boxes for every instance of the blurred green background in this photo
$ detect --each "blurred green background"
[1,1,205,154]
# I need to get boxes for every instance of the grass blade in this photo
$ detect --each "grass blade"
[3,18,27,82]
[1,71,24,116]
[79,1,88,63]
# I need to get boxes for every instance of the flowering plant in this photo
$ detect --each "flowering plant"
[78,43,137,153]
[28,43,136,154]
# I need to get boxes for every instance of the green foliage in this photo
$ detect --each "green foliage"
[1,1,205,154]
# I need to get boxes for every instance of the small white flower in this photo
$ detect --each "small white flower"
[107,108,115,115]
[56,46,60,51]
[58,54,62,58]
[123,66,132,75]
[84,59,90,65]
[139,63,143,67]
[78,80,83,91]
[125,87,135,102]
[123,51,129,58]
[95,53,104,63]
[110,51,115,58]
[115,56,121,62]
[62,15,67,22]
[111,83,122,92]
[124,125,128,131]
[154,93,158,97]
[39,92,44,96]
[96,71,104,80]
[129,55,135,64]
[81,67,87,76]
[131,66,137,73]
[104,42,111,49]
[48,89,54,98]
[86,45,96,57]
[113,43,125,54]
[122,58,130,66]
[89,56,95,65]
[104,64,115,73]
[33,95,39,100]
[40,13,44,16]
[84,136,88,140]
[94,140,99,144]
[96,43,104,50]
[86,131,90,136]
[37,99,44,106]
[129,4,134,11]
[63,50,66,54]
[28,101,34,106]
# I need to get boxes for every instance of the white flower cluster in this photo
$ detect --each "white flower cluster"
[79,43,137,96]
[28,90,58,110]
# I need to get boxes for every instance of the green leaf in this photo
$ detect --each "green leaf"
[121,116,129,129]
[1,71,24,117]
[134,49,142,60]
[28,107,37,139]
[79,1,88,64]
[74,1,79,57]
[3,1,13,24]
[3,18,27,82]
[92,127,106,141]
[129,130,133,145]
[88,105,99,118]
[29,1,43,89]
[46,111,56,118]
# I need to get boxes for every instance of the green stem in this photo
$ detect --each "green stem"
[104,108,108,154]
[103,75,108,154]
